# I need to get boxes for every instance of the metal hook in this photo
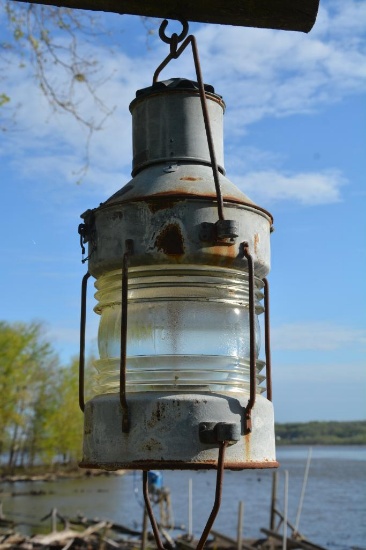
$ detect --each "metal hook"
[158,19,189,45]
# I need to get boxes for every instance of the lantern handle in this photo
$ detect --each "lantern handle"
[243,242,256,432]
[79,271,91,412]
[143,441,228,550]
[154,20,226,224]
[263,277,273,402]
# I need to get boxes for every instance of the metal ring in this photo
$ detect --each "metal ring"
[159,19,189,45]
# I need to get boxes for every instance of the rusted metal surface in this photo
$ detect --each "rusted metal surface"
[196,441,227,550]
[100,191,274,226]
[78,272,91,413]
[143,471,166,550]
[79,459,279,471]
[81,393,277,469]
[119,240,134,433]
[14,0,320,33]
[154,21,225,223]
[154,223,185,256]
[243,243,256,433]
[263,277,272,402]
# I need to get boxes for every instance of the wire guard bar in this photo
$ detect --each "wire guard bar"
[79,271,91,413]
[154,19,225,224]
[263,277,272,402]
[120,239,134,433]
[242,243,256,433]
[143,442,228,550]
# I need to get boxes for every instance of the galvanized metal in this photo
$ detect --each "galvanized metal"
[130,81,225,177]
[79,76,276,471]
[80,392,277,470]
[81,165,272,279]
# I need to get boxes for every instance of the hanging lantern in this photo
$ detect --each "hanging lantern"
[78,21,277,523]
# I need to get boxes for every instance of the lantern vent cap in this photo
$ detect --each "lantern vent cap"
[130,78,225,111]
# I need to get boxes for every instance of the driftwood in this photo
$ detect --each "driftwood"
[261,528,328,550]
[31,520,109,545]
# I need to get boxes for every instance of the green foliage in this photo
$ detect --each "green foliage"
[275,420,366,445]
[0,321,93,470]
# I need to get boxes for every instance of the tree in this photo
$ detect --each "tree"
[0,321,58,468]
[1,1,114,172]
[46,356,94,464]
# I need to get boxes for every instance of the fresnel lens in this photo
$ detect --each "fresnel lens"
[78,20,277,547]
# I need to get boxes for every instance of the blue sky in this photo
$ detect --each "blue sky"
[1,0,365,422]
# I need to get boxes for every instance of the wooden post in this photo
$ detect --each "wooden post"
[141,506,149,550]
[51,508,57,533]
[282,471,289,550]
[237,501,244,550]
[295,447,312,534]
[270,471,279,531]
[188,478,193,538]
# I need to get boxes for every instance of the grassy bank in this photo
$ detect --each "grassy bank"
[275,420,366,445]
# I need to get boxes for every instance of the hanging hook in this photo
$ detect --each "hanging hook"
[159,19,189,46]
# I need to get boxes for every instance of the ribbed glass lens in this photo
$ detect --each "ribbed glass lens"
[93,265,265,394]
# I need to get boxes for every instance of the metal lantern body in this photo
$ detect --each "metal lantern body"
[79,79,277,470]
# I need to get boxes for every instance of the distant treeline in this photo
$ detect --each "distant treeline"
[275,421,366,445]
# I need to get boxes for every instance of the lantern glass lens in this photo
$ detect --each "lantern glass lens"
[93,265,265,394]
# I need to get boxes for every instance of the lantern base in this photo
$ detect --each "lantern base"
[80,392,277,471]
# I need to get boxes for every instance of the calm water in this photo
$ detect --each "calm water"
[1,446,365,550]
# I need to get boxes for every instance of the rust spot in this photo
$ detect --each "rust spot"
[147,402,167,428]
[254,233,260,254]
[155,223,185,256]
[245,432,252,463]
[140,438,163,452]
[147,198,180,213]
[179,176,203,182]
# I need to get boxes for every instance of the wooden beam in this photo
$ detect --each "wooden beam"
[12,0,320,33]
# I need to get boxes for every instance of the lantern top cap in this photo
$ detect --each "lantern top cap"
[130,78,224,111]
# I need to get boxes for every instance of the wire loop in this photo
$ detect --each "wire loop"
[159,19,189,45]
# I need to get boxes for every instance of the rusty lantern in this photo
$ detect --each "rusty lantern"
[78,20,277,546]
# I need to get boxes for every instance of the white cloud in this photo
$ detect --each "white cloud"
[1,0,364,205]
[272,322,366,351]
[234,169,347,205]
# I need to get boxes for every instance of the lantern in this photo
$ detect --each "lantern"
[78,22,277,541]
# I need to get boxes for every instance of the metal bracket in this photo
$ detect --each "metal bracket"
[199,220,238,245]
[78,209,96,264]
[199,422,240,445]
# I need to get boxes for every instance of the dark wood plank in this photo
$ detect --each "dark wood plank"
[12,0,320,33]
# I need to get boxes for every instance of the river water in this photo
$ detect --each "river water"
[1,446,365,550]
